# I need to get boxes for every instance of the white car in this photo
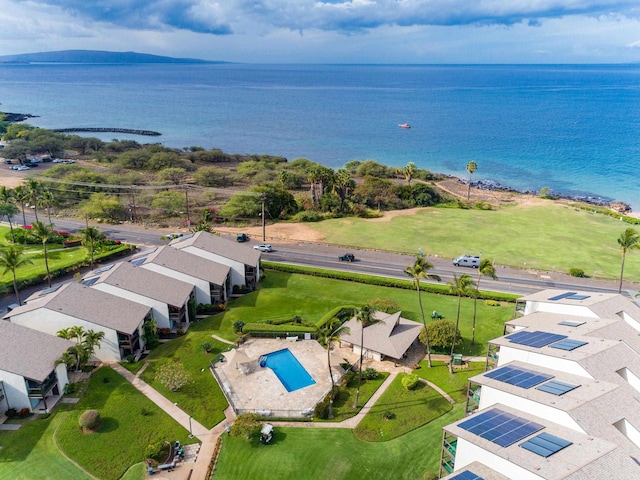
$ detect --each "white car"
[253,244,272,252]
[53,159,64,163]
[16,165,31,171]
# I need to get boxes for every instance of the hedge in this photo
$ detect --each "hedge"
[262,261,520,303]
[315,305,358,329]
[241,323,316,335]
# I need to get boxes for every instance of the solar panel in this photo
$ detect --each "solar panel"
[39,284,62,296]
[448,471,484,480]
[134,247,158,257]
[549,339,588,351]
[458,408,544,447]
[485,365,553,388]
[558,321,585,327]
[81,277,99,286]
[566,294,590,300]
[536,380,579,396]
[548,291,577,301]
[507,331,567,348]
[95,264,114,273]
[520,432,572,457]
[130,257,147,266]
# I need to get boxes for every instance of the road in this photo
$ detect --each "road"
[1,214,629,314]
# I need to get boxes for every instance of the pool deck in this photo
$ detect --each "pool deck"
[214,338,342,417]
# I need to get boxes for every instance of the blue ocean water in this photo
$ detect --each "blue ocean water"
[1,63,638,208]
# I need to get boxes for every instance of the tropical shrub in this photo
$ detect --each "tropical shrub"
[231,413,262,440]
[420,320,460,350]
[363,368,378,380]
[401,374,419,390]
[78,409,101,430]
[569,267,586,278]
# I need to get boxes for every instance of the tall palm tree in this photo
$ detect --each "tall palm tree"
[0,245,33,305]
[447,273,476,373]
[318,318,350,419]
[618,228,640,293]
[79,225,105,269]
[41,189,58,227]
[31,220,54,287]
[404,162,417,184]
[0,202,19,243]
[25,179,43,223]
[471,258,498,346]
[13,185,28,227]
[404,256,442,367]
[353,305,383,408]
[58,326,87,371]
[83,329,105,359]
[466,161,478,200]
[55,350,77,372]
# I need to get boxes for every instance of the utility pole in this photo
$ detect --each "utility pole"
[185,187,191,230]
[261,193,266,242]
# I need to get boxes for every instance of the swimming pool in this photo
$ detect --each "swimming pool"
[263,348,316,392]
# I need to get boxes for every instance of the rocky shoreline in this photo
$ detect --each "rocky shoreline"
[52,127,162,136]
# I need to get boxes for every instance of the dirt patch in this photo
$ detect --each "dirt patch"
[436,178,557,209]
[215,223,326,243]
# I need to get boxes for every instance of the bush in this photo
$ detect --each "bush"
[366,298,400,313]
[145,441,165,460]
[78,409,101,430]
[231,413,262,440]
[126,354,136,364]
[202,342,212,352]
[569,267,586,278]
[382,410,395,420]
[420,320,459,350]
[140,407,152,416]
[401,373,419,390]
[362,368,378,380]
[18,408,30,418]
[5,408,17,418]
[233,320,245,333]
[485,299,501,306]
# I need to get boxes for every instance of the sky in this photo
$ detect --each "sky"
[1,0,640,63]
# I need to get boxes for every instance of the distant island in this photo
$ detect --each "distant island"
[0,50,230,64]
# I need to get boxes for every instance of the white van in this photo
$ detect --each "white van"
[453,255,480,268]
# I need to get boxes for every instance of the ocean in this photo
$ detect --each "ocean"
[1,63,639,209]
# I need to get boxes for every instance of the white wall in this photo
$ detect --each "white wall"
[92,284,171,329]
[9,309,122,362]
[497,346,594,379]
[142,264,211,305]
[0,369,30,412]
[454,438,544,480]
[182,246,251,288]
[478,386,586,433]
[524,301,596,317]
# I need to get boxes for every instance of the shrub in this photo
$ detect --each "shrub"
[126,354,136,364]
[420,320,459,350]
[569,267,586,278]
[145,441,165,460]
[366,298,400,313]
[314,393,330,419]
[231,413,262,440]
[485,299,501,306]
[140,407,152,416]
[155,360,192,392]
[176,329,185,335]
[382,410,395,420]
[78,409,101,430]
[18,408,30,418]
[202,342,212,352]
[233,320,245,333]
[5,408,17,418]
[363,367,378,380]
[401,373,420,390]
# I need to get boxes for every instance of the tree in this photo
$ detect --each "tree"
[0,245,33,305]
[31,220,54,287]
[333,168,356,212]
[318,318,350,419]
[420,319,459,350]
[13,185,28,227]
[157,167,188,185]
[353,305,383,408]
[278,169,290,190]
[25,179,43,223]
[447,273,476,373]
[142,318,159,348]
[403,162,417,184]
[40,189,58,227]
[471,258,498,346]
[55,350,77,371]
[0,202,19,243]
[618,228,640,293]
[404,256,441,367]
[155,360,192,392]
[466,161,478,200]
[231,413,262,440]
[57,325,88,370]
[151,191,186,216]
[78,226,105,268]
[83,329,105,359]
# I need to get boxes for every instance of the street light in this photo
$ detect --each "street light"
[188,415,193,438]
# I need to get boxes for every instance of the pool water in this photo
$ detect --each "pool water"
[264,348,316,392]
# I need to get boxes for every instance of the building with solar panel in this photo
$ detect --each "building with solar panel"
[440,289,640,479]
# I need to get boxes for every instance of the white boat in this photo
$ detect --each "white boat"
[398,123,411,129]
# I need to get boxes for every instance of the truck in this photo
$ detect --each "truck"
[452,255,480,268]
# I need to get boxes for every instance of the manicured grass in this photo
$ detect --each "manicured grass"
[0,405,91,480]
[139,328,230,429]
[213,403,466,480]
[413,361,486,403]
[316,372,389,423]
[56,366,196,480]
[353,373,453,442]
[215,271,513,357]
[303,202,640,280]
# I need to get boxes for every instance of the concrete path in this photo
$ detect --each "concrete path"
[211,334,236,346]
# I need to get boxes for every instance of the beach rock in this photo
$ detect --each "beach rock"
[1,112,37,122]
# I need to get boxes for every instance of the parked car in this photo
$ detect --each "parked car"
[165,232,183,240]
[253,244,272,252]
[339,253,355,262]
[53,159,64,163]
[16,165,31,171]
[9,165,19,170]
[236,233,249,243]
[452,254,480,268]
[3,159,12,164]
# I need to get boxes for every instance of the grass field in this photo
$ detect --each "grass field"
[304,201,640,280]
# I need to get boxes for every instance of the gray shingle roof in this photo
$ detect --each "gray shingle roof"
[172,231,261,266]
[0,321,73,381]
[143,246,230,285]
[85,261,193,307]
[340,310,421,359]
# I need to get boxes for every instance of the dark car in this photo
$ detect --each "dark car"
[339,253,355,262]
[236,233,249,243]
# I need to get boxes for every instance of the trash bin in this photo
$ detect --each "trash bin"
[452,354,463,366]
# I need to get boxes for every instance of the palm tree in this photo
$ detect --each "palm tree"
[447,273,476,373]
[466,161,478,200]
[0,202,19,243]
[55,350,77,372]
[79,226,105,268]
[353,305,383,408]
[404,256,442,367]
[58,326,87,371]
[13,185,28,227]
[618,228,640,293]
[31,220,54,287]
[25,179,43,222]
[318,318,350,419]
[471,258,498,346]
[404,162,417,184]
[0,245,33,305]
[41,189,58,227]
[83,329,105,359]
[278,169,290,190]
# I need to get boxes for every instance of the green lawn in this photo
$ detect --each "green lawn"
[56,366,197,480]
[214,403,466,480]
[414,361,486,403]
[139,327,230,429]
[316,372,389,423]
[353,373,453,441]
[0,405,91,480]
[303,202,640,280]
